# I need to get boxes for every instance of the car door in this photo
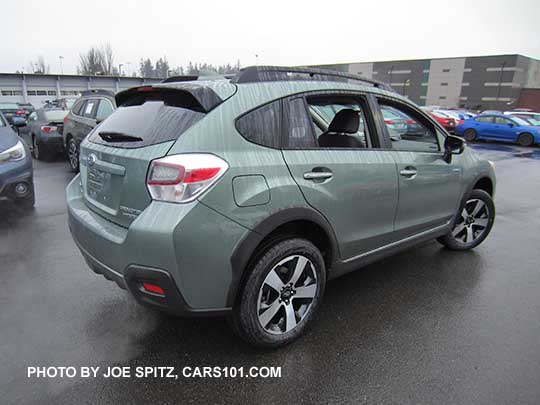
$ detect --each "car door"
[375,97,462,239]
[472,115,495,137]
[492,116,518,141]
[75,98,98,146]
[281,93,399,260]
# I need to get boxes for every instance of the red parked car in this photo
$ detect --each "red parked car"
[422,108,458,133]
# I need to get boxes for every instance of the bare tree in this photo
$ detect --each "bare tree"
[28,56,50,74]
[78,43,115,75]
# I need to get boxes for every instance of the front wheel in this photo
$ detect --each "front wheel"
[230,238,326,348]
[437,189,495,250]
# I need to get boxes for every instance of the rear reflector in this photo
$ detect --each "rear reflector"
[142,282,165,296]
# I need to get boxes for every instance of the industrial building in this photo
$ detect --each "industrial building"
[1,54,540,111]
[0,73,162,107]
[313,54,540,111]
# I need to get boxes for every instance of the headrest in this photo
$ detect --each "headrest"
[327,109,359,133]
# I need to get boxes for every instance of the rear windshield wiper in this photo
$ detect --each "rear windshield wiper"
[98,131,143,142]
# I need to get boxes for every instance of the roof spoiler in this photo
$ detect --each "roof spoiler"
[115,84,224,112]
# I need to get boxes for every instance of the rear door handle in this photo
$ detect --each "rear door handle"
[303,171,333,181]
[399,167,417,178]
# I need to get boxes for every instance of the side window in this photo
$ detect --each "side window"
[284,97,317,148]
[96,99,114,121]
[72,100,85,116]
[83,99,97,119]
[379,100,439,152]
[306,96,371,149]
[494,117,511,125]
[476,116,493,123]
[236,100,281,148]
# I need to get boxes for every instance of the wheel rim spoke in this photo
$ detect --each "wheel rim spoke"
[474,218,488,228]
[470,200,484,217]
[258,299,282,328]
[452,223,466,237]
[284,304,297,332]
[294,284,317,299]
[289,256,308,286]
[466,226,474,243]
[264,269,284,293]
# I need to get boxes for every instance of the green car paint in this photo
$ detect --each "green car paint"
[67,69,496,317]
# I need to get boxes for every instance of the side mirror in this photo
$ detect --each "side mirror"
[508,122,514,127]
[12,117,26,128]
[443,135,465,163]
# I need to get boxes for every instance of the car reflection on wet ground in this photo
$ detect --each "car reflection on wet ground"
[2,142,540,404]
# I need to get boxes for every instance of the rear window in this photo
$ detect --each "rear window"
[0,103,19,110]
[44,110,69,122]
[88,100,205,149]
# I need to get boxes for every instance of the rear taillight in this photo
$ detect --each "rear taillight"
[16,110,26,116]
[146,154,228,203]
[384,119,394,125]
[405,119,416,124]
[63,116,68,124]
[41,126,57,133]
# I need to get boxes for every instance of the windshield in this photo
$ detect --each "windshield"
[0,114,6,127]
[44,110,69,122]
[0,103,19,110]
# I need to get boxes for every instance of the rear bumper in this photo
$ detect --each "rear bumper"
[40,135,64,152]
[67,174,249,316]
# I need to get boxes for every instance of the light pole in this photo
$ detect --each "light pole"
[388,65,394,88]
[126,62,131,76]
[402,79,410,96]
[59,56,64,74]
[119,64,124,76]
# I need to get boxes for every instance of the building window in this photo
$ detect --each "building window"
[441,82,448,86]
[47,90,57,96]
[27,90,37,95]
[1,90,13,96]
[461,82,470,86]
[439,96,447,100]
[442,68,450,72]
[36,90,47,96]
[13,90,22,95]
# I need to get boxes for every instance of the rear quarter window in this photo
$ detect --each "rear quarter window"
[236,100,282,148]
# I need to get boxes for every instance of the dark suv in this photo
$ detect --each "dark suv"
[67,66,496,348]
[63,89,116,171]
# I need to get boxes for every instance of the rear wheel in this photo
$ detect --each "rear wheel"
[32,136,50,161]
[231,238,326,348]
[463,129,477,142]
[517,133,533,147]
[67,138,79,172]
[437,189,495,250]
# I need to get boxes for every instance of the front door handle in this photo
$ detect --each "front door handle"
[303,171,333,181]
[399,167,417,178]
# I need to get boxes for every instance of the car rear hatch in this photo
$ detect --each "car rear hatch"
[79,81,236,228]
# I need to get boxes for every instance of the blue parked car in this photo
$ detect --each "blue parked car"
[456,114,540,147]
[0,112,34,208]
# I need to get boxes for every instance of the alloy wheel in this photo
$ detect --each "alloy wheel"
[68,140,78,170]
[451,198,490,245]
[257,255,318,335]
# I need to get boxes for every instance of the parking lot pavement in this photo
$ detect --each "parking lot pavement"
[1,144,540,404]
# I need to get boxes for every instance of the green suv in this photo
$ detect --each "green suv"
[67,67,496,348]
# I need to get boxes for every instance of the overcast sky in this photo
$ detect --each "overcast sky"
[2,0,539,75]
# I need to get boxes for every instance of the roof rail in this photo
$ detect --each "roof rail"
[231,66,393,91]
[80,88,115,97]
[161,72,236,83]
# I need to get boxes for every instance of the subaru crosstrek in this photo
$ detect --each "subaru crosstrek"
[67,66,496,348]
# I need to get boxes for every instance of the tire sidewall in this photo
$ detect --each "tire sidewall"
[236,238,326,348]
[464,129,477,142]
[518,133,533,147]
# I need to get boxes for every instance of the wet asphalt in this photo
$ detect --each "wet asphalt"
[1,143,540,404]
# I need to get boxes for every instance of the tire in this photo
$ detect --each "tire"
[230,238,326,348]
[517,133,533,147]
[19,189,35,209]
[67,138,79,173]
[463,129,477,142]
[437,189,495,251]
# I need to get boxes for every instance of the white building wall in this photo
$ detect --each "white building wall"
[425,58,466,108]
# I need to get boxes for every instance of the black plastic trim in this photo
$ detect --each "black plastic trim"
[227,206,339,307]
